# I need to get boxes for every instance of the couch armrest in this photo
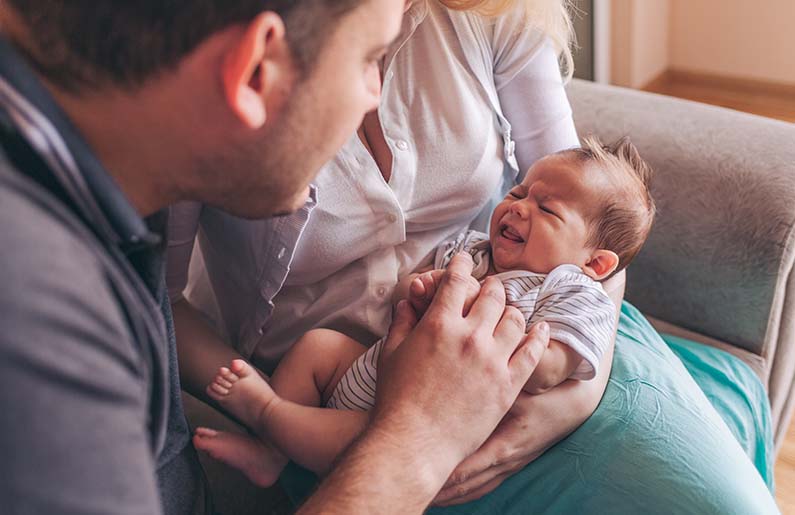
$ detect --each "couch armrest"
[567,79,795,449]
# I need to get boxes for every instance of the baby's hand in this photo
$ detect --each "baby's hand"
[408,268,481,317]
[408,269,446,315]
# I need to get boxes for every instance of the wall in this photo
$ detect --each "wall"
[670,0,795,86]
[610,0,670,88]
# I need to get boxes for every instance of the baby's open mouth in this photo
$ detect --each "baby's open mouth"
[500,224,524,243]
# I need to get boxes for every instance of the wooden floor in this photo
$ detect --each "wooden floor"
[644,70,795,123]
[778,421,795,514]
[643,71,795,514]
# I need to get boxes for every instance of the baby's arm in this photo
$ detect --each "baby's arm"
[522,270,616,394]
[522,340,584,395]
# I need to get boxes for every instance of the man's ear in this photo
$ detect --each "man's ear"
[583,250,619,281]
[221,12,290,129]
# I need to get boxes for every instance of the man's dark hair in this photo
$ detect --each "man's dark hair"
[4,0,363,92]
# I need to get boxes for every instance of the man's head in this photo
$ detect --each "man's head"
[489,136,655,280]
[2,0,405,217]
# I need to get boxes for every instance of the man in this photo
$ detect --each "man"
[0,1,548,514]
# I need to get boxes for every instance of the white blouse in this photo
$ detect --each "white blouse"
[167,1,579,372]
[251,1,579,367]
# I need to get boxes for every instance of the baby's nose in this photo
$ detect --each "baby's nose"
[510,199,531,219]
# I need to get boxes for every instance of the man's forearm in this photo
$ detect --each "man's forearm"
[298,423,457,515]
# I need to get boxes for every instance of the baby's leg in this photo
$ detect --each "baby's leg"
[192,427,282,488]
[196,329,366,484]
[269,328,370,406]
[196,360,288,488]
[208,359,370,475]
[200,329,371,478]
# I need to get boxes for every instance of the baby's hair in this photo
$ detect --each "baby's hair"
[567,136,656,277]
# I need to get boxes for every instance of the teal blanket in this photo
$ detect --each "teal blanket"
[281,302,779,513]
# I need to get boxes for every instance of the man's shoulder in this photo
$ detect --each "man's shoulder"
[0,164,165,515]
[0,162,136,362]
[0,161,103,277]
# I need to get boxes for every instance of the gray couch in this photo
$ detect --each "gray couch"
[568,79,795,450]
[185,80,795,513]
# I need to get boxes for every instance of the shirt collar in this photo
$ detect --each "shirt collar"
[307,183,319,205]
[406,0,429,26]
[386,0,429,64]
[0,37,160,250]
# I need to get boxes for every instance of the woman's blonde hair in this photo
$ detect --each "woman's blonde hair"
[440,0,576,80]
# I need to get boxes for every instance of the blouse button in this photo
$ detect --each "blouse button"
[377,286,387,297]
[395,140,409,151]
[277,247,287,260]
[387,213,398,223]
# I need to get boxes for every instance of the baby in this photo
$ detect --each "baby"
[194,136,656,486]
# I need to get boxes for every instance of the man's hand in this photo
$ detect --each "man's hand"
[300,254,556,514]
[373,253,551,487]
[407,268,480,317]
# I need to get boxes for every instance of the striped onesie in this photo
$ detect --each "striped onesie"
[326,230,616,412]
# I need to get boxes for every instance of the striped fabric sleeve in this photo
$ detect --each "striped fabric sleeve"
[529,270,616,380]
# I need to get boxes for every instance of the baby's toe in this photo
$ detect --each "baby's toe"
[208,382,229,397]
[194,427,218,438]
[230,359,251,377]
[215,377,233,389]
[219,367,240,383]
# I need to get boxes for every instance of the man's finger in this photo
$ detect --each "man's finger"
[436,435,530,504]
[465,276,507,329]
[380,300,419,365]
[424,268,479,317]
[440,448,496,491]
[491,305,527,355]
[438,420,517,493]
[434,472,511,506]
[420,270,447,305]
[425,253,474,317]
[508,321,550,388]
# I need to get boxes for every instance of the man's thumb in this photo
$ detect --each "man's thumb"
[509,321,550,386]
[381,300,419,363]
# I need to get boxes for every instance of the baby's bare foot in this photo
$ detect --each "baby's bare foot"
[206,359,278,431]
[193,427,288,488]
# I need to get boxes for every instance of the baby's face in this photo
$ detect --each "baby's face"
[489,154,606,274]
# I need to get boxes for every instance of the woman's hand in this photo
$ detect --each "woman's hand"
[432,344,613,506]
[432,270,625,506]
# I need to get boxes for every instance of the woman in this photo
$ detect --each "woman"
[169,0,776,511]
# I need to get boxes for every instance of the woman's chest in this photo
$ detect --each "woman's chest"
[286,13,509,282]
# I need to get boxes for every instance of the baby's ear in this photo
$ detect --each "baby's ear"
[583,250,619,281]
